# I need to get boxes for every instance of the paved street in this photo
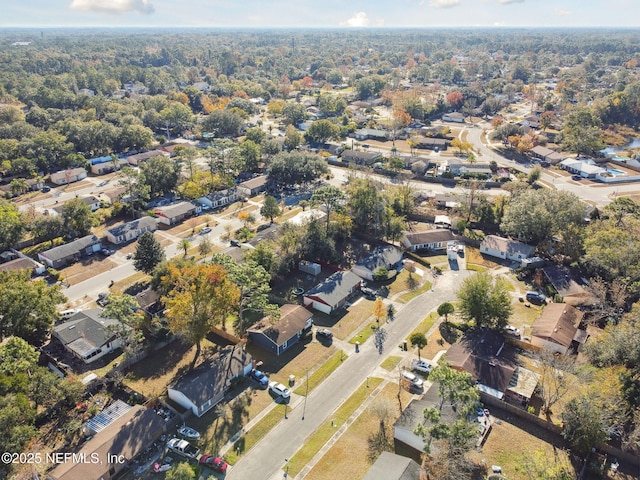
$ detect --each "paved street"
[227,268,471,480]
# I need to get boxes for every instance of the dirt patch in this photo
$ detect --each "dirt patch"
[423,324,455,361]
[466,247,502,269]
[59,256,117,285]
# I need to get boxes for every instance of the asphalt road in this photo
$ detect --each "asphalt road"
[227,268,472,480]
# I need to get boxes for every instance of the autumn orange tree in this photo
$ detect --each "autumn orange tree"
[162,262,240,366]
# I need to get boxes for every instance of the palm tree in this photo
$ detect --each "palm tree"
[410,332,427,360]
[437,302,455,323]
[178,239,191,258]
[10,178,29,196]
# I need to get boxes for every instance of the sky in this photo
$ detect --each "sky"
[2,0,639,28]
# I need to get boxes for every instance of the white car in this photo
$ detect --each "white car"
[411,359,433,374]
[269,381,291,399]
[401,371,424,389]
[505,325,521,338]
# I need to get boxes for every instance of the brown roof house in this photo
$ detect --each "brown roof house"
[247,304,313,356]
[236,175,268,198]
[362,452,422,480]
[47,404,166,480]
[480,235,535,262]
[167,345,253,417]
[445,329,539,406]
[531,303,586,355]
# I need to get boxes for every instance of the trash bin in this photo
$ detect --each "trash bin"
[288,374,296,386]
[355,341,360,353]
[402,340,408,351]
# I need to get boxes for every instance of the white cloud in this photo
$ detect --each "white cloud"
[496,0,524,4]
[340,11,370,27]
[557,9,572,16]
[429,0,461,8]
[69,0,154,15]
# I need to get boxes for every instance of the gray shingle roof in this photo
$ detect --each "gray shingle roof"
[53,309,127,356]
[248,304,313,345]
[304,270,361,307]
[169,346,252,407]
[107,216,157,237]
[403,229,457,246]
[39,235,100,262]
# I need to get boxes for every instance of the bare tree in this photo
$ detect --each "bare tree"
[538,351,576,415]
[367,398,395,462]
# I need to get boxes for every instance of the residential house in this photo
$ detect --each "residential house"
[560,158,607,179]
[447,160,492,176]
[106,217,158,245]
[0,251,45,275]
[340,150,382,165]
[98,186,127,205]
[362,452,422,480]
[89,155,127,175]
[77,195,101,212]
[531,303,586,355]
[236,175,268,198]
[52,309,129,364]
[393,386,457,463]
[50,168,87,186]
[167,345,253,417]
[135,288,163,317]
[47,405,165,480]
[530,145,565,165]
[434,215,452,229]
[201,188,239,209]
[433,193,460,208]
[442,112,465,123]
[303,270,362,315]
[354,128,389,141]
[126,150,167,166]
[445,329,539,405]
[351,246,403,281]
[38,234,101,268]
[542,265,593,306]
[154,201,196,226]
[459,165,492,178]
[416,137,449,151]
[247,304,314,356]
[401,229,458,252]
[480,235,535,262]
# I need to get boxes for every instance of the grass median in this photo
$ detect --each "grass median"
[293,350,346,396]
[285,377,383,478]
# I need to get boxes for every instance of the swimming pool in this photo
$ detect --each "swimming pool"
[607,168,626,176]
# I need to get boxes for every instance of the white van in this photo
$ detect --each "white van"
[401,371,424,389]
[59,308,82,320]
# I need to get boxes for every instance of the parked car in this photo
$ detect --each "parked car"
[401,371,424,390]
[199,455,228,473]
[101,248,114,256]
[97,292,109,307]
[571,175,582,181]
[41,186,51,193]
[269,381,291,399]
[316,328,333,341]
[505,325,521,338]
[199,227,212,235]
[525,291,547,304]
[361,287,377,299]
[249,369,269,388]
[411,359,433,374]
[230,239,240,247]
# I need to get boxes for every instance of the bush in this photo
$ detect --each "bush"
[373,267,389,282]
[47,267,61,281]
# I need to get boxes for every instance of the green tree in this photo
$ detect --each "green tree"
[305,119,340,144]
[178,238,191,258]
[284,124,303,151]
[457,272,512,329]
[0,337,39,375]
[165,462,196,480]
[133,231,165,274]
[583,216,640,281]
[527,165,542,185]
[118,166,150,218]
[161,262,240,366]
[237,140,261,172]
[32,215,64,245]
[282,102,307,126]
[410,332,427,360]
[0,270,65,343]
[500,189,585,246]
[210,254,278,335]
[0,200,25,251]
[310,185,345,234]
[198,236,213,257]
[562,395,615,455]
[140,155,179,198]
[437,302,455,323]
[260,195,281,223]
[61,198,94,239]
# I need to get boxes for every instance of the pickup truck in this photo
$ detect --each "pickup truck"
[167,438,200,459]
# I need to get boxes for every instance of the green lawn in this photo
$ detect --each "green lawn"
[348,321,379,345]
[225,402,291,464]
[397,278,432,303]
[380,355,403,372]
[293,350,345,396]
[405,311,438,343]
[285,377,383,477]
